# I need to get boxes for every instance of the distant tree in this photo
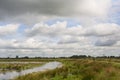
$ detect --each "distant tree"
[70,55,87,59]
[16,55,19,59]
[24,56,29,59]
[7,57,10,59]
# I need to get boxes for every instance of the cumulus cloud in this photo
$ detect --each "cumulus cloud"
[95,38,116,46]
[26,22,120,37]
[26,21,67,37]
[86,23,120,46]
[0,38,48,49]
[94,33,120,46]
[25,21,120,46]
[0,37,120,57]
[25,21,86,38]
[85,23,120,36]
[0,24,19,36]
[0,0,120,57]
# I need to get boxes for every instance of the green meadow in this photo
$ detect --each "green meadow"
[12,58,120,80]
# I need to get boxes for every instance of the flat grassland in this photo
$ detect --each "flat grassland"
[0,59,47,73]
[11,58,120,80]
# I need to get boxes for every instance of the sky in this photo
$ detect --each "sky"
[0,0,120,57]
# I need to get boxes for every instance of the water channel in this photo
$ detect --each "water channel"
[0,61,62,80]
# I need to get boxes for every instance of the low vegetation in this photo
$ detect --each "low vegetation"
[0,63,44,73]
[15,58,120,80]
[0,58,55,62]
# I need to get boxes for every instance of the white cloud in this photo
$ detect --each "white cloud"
[86,23,120,46]
[0,0,120,57]
[0,24,20,36]
[0,38,49,49]
[85,23,120,36]
[25,21,87,38]
[26,22,120,38]
[26,22,120,47]
[74,0,111,17]
[26,21,67,37]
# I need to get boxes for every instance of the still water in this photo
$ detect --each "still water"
[0,61,62,80]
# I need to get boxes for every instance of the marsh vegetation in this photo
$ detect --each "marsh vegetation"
[0,62,45,73]
[14,58,120,80]
[0,58,120,80]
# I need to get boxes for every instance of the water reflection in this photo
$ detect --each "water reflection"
[0,61,62,80]
[0,62,43,64]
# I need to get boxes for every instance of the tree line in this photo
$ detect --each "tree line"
[0,55,120,59]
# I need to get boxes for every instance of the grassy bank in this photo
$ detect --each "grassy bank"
[0,63,45,73]
[0,58,56,62]
[15,59,120,80]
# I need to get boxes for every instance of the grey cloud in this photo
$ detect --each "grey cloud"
[0,0,75,19]
[94,33,120,46]
[95,39,116,46]
[0,0,111,23]
[58,39,79,44]
[1,0,120,57]
[58,37,80,44]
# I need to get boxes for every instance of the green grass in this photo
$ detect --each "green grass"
[0,63,45,73]
[0,58,56,62]
[15,59,120,80]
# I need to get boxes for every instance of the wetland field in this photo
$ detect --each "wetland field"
[0,58,120,80]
